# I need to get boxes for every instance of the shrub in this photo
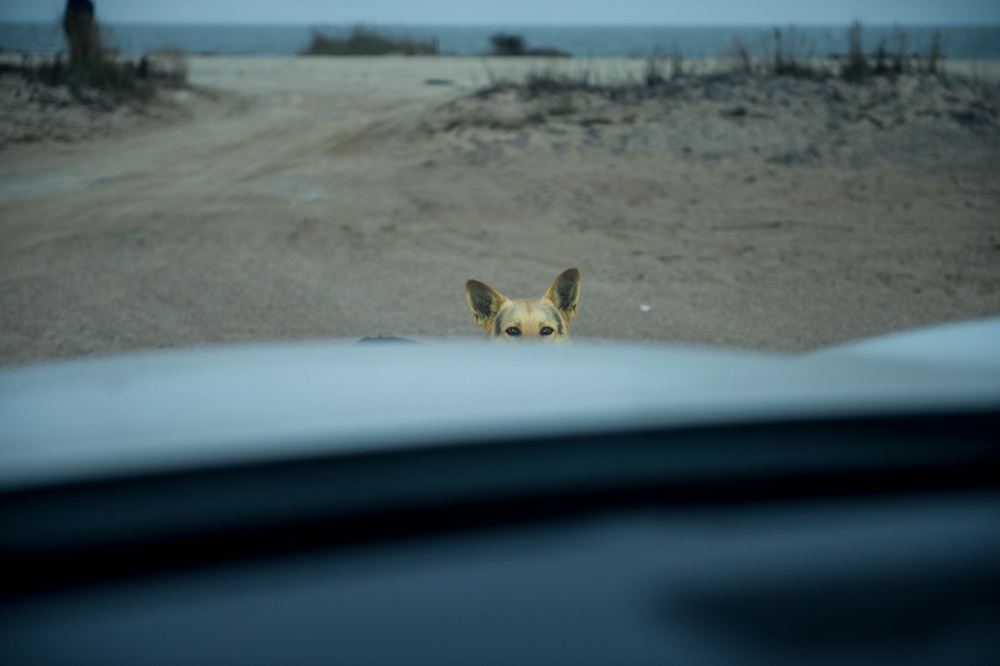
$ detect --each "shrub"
[62,0,103,67]
[16,1,190,101]
[489,33,524,57]
[31,50,187,102]
[487,32,570,58]
[301,25,439,56]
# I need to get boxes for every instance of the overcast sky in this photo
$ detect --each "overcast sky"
[4,0,999,25]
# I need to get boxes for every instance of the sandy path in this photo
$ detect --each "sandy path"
[1,56,998,365]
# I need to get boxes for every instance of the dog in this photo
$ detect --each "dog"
[465,268,580,343]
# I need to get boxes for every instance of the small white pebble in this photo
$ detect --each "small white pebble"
[639,304,652,312]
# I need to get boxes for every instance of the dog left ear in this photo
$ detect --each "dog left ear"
[544,268,580,320]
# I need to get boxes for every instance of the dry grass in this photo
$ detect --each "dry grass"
[478,21,962,103]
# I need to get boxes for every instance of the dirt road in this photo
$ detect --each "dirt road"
[1,56,998,365]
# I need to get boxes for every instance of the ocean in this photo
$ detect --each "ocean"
[1,22,999,60]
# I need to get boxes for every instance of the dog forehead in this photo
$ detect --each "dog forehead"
[495,299,566,334]
[504,299,560,321]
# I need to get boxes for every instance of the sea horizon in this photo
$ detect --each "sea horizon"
[2,21,999,59]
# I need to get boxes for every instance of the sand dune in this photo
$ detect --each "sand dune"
[1,56,998,365]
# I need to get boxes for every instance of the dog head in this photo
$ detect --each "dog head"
[465,268,580,343]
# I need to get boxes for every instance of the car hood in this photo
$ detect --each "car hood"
[2,318,999,489]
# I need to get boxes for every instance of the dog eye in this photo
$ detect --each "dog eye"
[505,327,521,337]
[540,327,554,336]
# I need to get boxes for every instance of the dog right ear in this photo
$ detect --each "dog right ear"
[544,268,580,320]
[466,280,506,329]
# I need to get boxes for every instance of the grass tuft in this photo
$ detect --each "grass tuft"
[478,64,603,99]
[839,20,870,83]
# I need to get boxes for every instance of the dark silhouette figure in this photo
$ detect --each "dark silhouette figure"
[62,0,101,65]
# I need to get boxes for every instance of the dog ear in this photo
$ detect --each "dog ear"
[466,279,506,329]
[544,268,580,320]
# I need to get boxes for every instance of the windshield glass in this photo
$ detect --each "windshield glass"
[1,8,998,364]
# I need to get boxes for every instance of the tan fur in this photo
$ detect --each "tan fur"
[465,268,580,343]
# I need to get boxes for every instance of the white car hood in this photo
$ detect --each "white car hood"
[2,318,999,489]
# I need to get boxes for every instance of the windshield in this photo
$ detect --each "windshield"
[1,6,998,365]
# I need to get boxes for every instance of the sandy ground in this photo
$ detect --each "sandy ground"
[1,56,999,365]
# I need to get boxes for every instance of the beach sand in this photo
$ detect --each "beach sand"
[1,56,998,365]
